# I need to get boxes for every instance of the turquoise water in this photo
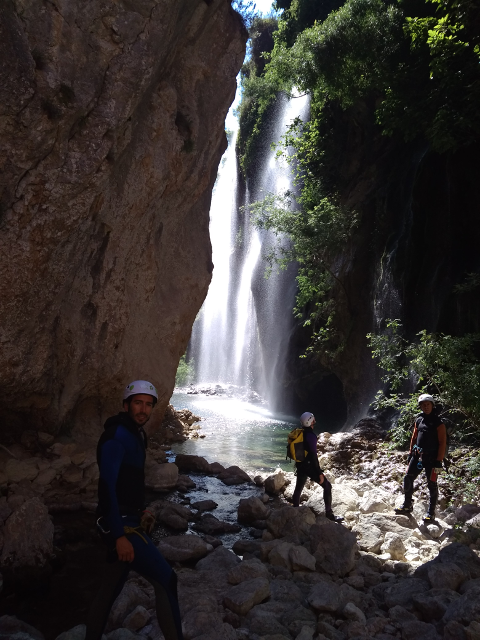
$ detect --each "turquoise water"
[169,392,298,474]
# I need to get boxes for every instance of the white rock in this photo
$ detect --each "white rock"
[380,533,406,561]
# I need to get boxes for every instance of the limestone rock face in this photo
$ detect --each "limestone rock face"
[0,0,247,438]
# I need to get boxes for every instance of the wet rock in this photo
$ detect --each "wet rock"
[1,497,53,569]
[227,558,270,585]
[5,459,39,483]
[266,506,316,542]
[237,497,269,524]
[412,588,460,621]
[217,466,251,486]
[191,500,217,512]
[380,532,406,561]
[176,474,196,490]
[195,545,240,573]
[224,577,270,616]
[209,462,226,475]
[144,462,178,491]
[157,534,211,562]
[55,624,86,639]
[122,605,150,631]
[201,535,222,548]
[0,616,44,639]
[194,513,241,535]
[174,454,213,475]
[151,500,193,530]
[264,470,286,495]
[308,578,342,612]
[310,522,357,576]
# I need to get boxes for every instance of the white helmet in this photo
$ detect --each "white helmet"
[123,380,158,403]
[418,393,434,405]
[300,412,315,427]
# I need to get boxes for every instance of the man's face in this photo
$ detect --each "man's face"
[419,400,433,415]
[124,394,155,426]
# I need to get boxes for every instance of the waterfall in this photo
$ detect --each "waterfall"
[191,92,310,411]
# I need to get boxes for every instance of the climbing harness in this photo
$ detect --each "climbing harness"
[123,526,148,544]
[412,444,423,469]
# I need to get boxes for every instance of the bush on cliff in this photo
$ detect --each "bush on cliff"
[367,318,480,447]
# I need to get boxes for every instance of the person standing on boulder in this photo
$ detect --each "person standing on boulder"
[86,380,183,640]
[291,412,343,522]
[395,393,446,522]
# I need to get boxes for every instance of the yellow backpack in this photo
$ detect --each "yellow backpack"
[286,428,307,462]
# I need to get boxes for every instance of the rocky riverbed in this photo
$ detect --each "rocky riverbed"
[0,416,479,640]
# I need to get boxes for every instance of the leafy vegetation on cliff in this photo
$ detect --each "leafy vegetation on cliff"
[368,319,480,446]
[238,0,479,364]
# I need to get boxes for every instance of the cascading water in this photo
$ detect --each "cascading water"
[191,92,310,411]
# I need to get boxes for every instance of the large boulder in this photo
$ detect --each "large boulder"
[227,558,270,585]
[144,462,178,491]
[0,0,247,439]
[266,506,316,542]
[157,535,211,563]
[412,588,461,621]
[309,522,358,576]
[383,578,431,609]
[174,455,213,475]
[264,470,286,495]
[149,500,194,530]
[224,577,270,616]
[351,521,384,553]
[0,498,53,569]
[193,513,241,535]
[237,497,269,524]
[195,545,240,573]
[217,466,251,486]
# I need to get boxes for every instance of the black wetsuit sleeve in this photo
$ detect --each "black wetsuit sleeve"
[98,437,127,539]
[304,430,322,478]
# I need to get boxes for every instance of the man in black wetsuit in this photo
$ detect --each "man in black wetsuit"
[86,380,183,640]
[395,393,446,522]
[292,412,343,522]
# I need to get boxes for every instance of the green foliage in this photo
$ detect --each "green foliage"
[175,354,195,387]
[248,189,357,357]
[368,319,480,447]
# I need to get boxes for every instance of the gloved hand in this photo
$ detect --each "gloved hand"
[140,510,156,534]
[434,460,443,474]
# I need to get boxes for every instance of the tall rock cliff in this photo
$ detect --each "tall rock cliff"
[0,0,247,438]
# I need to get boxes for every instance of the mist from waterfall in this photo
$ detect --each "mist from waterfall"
[191,92,310,411]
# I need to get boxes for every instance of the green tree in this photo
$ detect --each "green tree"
[175,354,195,387]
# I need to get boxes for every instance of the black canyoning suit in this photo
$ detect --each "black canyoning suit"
[403,412,446,515]
[86,412,183,640]
[292,426,333,513]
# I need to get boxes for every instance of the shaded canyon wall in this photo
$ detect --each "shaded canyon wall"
[0,0,247,439]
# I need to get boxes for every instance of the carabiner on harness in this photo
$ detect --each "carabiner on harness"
[413,444,423,469]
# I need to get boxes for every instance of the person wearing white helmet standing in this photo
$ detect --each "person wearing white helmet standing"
[394,393,447,522]
[86,380,183,640]
[292,412,343,522]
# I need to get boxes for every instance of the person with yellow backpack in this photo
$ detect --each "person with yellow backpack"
[288,412,343,522]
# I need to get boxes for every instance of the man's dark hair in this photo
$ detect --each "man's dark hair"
[124,395,157,408]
